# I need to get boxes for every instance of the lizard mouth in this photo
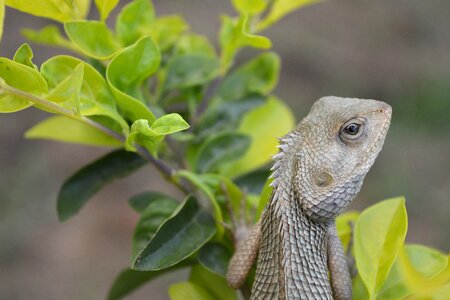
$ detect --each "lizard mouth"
[354,105,392,171]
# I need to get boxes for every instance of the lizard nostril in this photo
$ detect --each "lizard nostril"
[315,171,333,187]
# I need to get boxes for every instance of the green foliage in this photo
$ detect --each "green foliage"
[0,1,447,299]
[57,150,146,221]
[133,195,216,271]
[354,197,408,298]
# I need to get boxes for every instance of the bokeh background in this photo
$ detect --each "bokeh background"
[0,0,449,299]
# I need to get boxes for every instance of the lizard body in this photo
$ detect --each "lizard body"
[227,96,392,299]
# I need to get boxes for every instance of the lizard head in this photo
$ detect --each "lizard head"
[292,96,392,222]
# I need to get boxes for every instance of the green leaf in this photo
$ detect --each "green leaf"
[129,191,178,213]
[403,244,448,278]
[175,171,224,236]
[219,14,272,72]
[174,34,216,57]
[165,54,219,90]
[336,211,359,252]
[126,114,189,154]
[352,274,370,300]
[148,15,189,51]
[0,0,4,42]
[218,52,280,101]
[13,43,35,68]
[354,197,408,299]
[106,36,160,123]
[198,242,232,277]
[41,55,128,131]
[397,245,449,298]
[231,0,268,14]
[222,96,295,178]
[132,195,179,260]
[189,265,238,300]
[116,0,155,46]
[133,195,216,271]
[169,282,213,300]
[151,113,190,135]
[45,63,84,113]
[108,263,192,300]
[65,21,120,59]
[5,0,90,22]
[195,132,250,173]
[95,0,119,21]
[207,174,244,218]
[56,150,146,221]
[0,57,48,112]
[257,0,322,31]
[377,244,449,300]
[195,94,266,140]
[21,25,78,53]
[25,116,121,147]
[235,168,271,195]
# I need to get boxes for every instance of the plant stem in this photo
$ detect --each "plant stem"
[0,84,191,195]
[1,84,125,142]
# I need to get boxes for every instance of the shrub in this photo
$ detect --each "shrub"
[0,0,448,299]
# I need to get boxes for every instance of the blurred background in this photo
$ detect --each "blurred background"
[0,0,449,299]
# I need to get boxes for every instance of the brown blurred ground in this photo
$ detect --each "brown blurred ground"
[0,0,449,299]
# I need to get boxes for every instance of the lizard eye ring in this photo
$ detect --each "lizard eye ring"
[344,123,360,135]
[340,118,366,141]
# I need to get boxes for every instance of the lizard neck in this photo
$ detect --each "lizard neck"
[276,193,332,299]
[267,132,333,299]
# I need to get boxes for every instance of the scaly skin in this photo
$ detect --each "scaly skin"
[227,96,392,299]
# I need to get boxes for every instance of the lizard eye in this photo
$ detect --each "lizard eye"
[344,123,360,135]
[340,118,366,141]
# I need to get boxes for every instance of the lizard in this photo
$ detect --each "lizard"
[226,96,392,300]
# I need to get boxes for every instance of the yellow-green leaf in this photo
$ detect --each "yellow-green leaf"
[222,96,295,178]
[65,21,120,59]
[169,282,213,300]
[25,116,121,147]
[95,0,119,21]
[0,57,48,112]
[174,34,216,57]
[377,244,449,300]
[45,63,84,114]
[116,0,155,46]
[126,114,189,154]
[257,0,322,31]
[41,55,128,132]
[151,113,190,135]
[354,197,408,299]
[231,0,267,14]
[106,36,160,123]
[219,14,271,72]
[5,0,90,23]
[189,265,238,300]
[21,25,78,52]
[0,0,5,43]
[336,210,359,252]
[13,43,35,68]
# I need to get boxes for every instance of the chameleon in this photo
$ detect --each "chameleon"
[226,96,392,299]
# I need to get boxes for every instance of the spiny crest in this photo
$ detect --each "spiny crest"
[269,131,298,188]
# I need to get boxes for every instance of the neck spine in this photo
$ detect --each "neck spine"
[268,131,333,299]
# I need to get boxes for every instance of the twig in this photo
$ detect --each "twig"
[0,84,192,195]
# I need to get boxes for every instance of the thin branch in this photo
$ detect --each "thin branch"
[193,77,222,124]
[0,84,192,195]
[0,84,124,142]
